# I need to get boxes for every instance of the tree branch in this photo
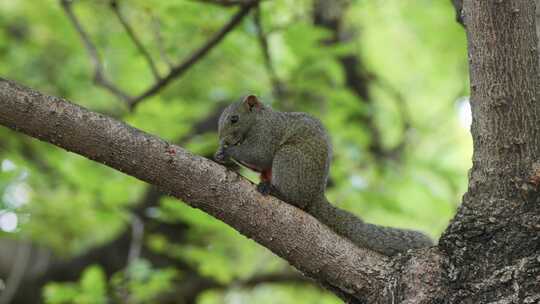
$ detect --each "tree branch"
[371,75,412,159]
[60,0,132,103]
[162,271,313,303]
[128,1,259,109]
[232,272,311,288]
[253,6,287,101]
[62,0,257,110]
[150,16,174,69]
[450,0,465,27]
[109,0,161,81]
[0,77,392,303]
[126,214,144,265]
[192,0,254,7]
[313,0,388,159]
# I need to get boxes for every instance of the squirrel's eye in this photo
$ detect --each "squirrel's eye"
[230,115,239,124]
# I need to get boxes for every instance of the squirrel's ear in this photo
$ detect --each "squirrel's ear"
[243,95,261,111]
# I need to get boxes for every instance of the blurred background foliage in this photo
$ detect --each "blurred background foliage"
[0,0,469,303]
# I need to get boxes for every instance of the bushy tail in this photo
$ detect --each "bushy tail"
[308,198,433,256]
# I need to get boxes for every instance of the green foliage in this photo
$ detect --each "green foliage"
[199,285,339,304]
[0,0,468,303]
[44,261,178,304]
[110,259,178,303]
[44,265,107,304]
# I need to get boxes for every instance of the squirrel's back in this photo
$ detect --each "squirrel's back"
[278,111,332,193]
[279,111,332,162]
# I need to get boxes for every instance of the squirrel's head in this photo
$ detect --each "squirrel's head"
[217,95,263,147]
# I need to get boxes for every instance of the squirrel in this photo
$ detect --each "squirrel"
[214,95,433,256]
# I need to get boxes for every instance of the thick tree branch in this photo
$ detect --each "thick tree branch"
[128,1,258,109]
[0,78,394,303]
[110,0,161,81]
[60,0,132,103]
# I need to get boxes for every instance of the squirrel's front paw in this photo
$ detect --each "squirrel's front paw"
[214,147,229,164]
[256,181,273,196]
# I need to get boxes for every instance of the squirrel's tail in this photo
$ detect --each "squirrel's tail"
[308,198,433,256]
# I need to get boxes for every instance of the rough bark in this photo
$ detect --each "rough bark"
[537,0,540,69]
[440,1,540,303]
[0,78,403,303]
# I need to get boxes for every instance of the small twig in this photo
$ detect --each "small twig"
[232,272,312,288]
[60,0,132,103]
[117,214,144,304]
[19,138,62,187]
[372,76,412,131]
[126,214,144,265]
[63,0,258,110]
[110,0,161,80]
[371,75,412,157]
[265,14,306,36]
[253,6,286,100]
[192,0,253,7]
[128,0,259,109]
[450,0,465,27]
[159,270,313,303]
[150,16,174,69]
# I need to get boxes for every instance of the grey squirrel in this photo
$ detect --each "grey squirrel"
[214,95,432,256]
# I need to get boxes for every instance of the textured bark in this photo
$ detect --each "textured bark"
[537,0,540,69]
[440,1,540,303]
[0,78,401,303]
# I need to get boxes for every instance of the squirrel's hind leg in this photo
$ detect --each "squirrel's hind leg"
[270,145,326,210]
[256,180,288,202]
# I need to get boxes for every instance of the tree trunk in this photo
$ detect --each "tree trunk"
[440,1,540,302]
